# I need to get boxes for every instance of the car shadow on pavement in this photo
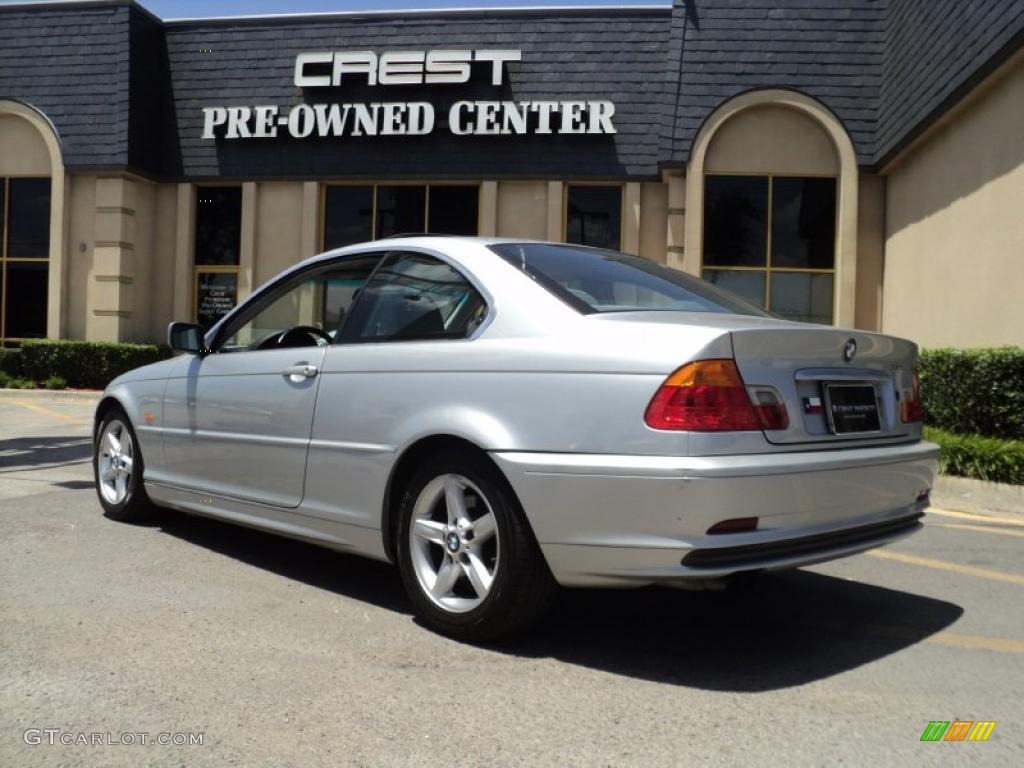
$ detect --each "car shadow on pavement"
[157,512,963,692]
[0,435,92,471]
[499,571,964,691]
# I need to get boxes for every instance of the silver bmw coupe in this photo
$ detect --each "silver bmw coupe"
[93,237,938,640]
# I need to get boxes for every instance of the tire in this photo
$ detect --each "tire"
[396,450,556,641]
[93,407,156,523]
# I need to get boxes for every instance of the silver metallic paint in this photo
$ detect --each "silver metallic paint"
[99,237,938,588]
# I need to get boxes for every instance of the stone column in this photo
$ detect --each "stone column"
[664,170,687,273]
[86,177,136,340]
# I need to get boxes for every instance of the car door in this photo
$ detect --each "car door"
[302,250,491,528]
[161,254,383,507]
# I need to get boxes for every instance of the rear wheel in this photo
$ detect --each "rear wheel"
[396,451,556,641]
[93,408,155,522]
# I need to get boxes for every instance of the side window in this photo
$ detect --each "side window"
[218,256,380,352]
[340,253,487,343]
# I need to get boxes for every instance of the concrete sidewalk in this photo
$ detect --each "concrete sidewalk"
[0,387,102,404]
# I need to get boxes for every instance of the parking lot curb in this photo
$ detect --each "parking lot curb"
[932,474,1024,518]
[0,388,102,405]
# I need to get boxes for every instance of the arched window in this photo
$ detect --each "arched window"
[0,103,60,343]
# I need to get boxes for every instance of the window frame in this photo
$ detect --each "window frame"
[563,182,625,251]
[338,249,493,345]
[701,172,838,323]
[192,183,243,328]
[320,182,482,251]
[1,175,52,344]
[206,247,493,352]
[208,251,387,353]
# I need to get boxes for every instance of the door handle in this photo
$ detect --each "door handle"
[282,364,319,380]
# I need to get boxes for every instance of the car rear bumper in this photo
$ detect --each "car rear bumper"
[491,440,939,587]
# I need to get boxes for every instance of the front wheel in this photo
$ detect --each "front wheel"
[93,408,155,522]
[396,451,556,641]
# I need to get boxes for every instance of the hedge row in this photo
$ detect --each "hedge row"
[919,347,1024,441]
[1,340,170,389]
[924,427,1024,486]
[0,347,23,377]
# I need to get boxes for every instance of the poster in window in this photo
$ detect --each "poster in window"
[197,272,237,329]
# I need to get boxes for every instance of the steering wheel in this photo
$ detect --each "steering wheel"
[276,325,333,348]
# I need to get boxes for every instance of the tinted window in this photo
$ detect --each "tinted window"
[566,186,621,250]
[324,186,373,249]
[771,177,836,269]
[7,178,51,258]
[703,176,768,268]
[195,187,242,266]
[219,256,381,352]
[491,243,768,316]
[375,186,426,238]
[770,272,834,325]
[703,270,766,308]
[341,253,487,342]
[4,260,48,338]
[428,186,479,235]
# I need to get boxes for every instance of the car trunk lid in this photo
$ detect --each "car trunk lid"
[729,326,918,445]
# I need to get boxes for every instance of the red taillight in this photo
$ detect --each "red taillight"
[644,359,789,432]
[901,368,923,423]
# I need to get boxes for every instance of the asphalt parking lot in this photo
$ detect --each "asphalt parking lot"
[1,395,1022,767]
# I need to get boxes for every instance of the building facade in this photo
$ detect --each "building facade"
[0,0,1021,348]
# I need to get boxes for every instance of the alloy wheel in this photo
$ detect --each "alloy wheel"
[97,419,134,505]
[409,473,500,613]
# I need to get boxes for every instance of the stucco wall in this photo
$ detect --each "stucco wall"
[0,114,50,175]
[883,56,1024,348]
[65,175,95,341]
[855,175,885,331]
[255,182,304,288]
[639,182,668,264]
[496,181,549,239]
[704,105,839,175]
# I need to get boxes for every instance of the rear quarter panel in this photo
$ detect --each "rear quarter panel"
[300,329,731,529]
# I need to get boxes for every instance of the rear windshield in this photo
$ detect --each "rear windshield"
[490,242,770,316]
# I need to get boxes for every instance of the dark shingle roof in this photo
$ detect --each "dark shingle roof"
[162,8,671,180]
[1,0,1021,178]
[876,0,1024,165]
[662,0,886,166]
[0,3,131,168]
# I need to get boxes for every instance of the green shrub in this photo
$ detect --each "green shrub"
[919,347,1024,440]
[43,375,68,390]
[0,347,23,377]
[18,340,171,390]
[0,371,35,389]
[924,427,1024,486]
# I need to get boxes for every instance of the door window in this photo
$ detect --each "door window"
[340,253,487,342]
[218,256,381,352]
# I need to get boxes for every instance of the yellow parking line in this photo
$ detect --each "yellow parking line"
[11,399,90,426]
[930,522,1024,539]
[929,632,1024,654]
[870,625,1024,654]
[927,507,1024,528]
[866,549,1024,586]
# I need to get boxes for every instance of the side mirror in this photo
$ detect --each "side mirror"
[168,322,207,355]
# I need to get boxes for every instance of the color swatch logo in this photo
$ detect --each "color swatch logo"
[920,721,997,742]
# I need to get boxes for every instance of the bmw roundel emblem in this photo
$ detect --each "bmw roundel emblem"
[843,338,857,362]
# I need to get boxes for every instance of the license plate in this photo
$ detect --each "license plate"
[823,384,881,434]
